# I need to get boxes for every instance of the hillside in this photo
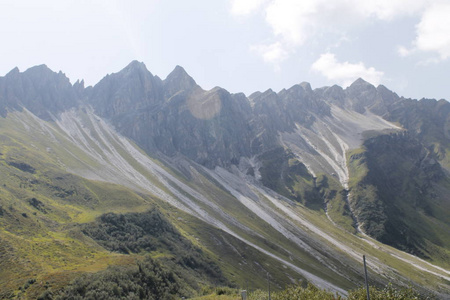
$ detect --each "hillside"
[0,63,449,299]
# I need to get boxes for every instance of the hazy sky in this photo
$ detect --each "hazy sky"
[1,0,449,100]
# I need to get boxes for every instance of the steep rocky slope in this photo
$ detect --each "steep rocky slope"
[0,65,83,119]
[0,62,449,298]
[347,132,450,263]
[88,61,254,168]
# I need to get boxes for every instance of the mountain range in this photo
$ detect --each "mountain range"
[0,61,449,299]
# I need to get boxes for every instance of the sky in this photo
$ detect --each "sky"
[0,0,449,100]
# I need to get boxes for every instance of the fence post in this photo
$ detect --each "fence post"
[363,255,370,300]
[267,272,271,300]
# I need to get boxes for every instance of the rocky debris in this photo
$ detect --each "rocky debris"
[1,61,449,173]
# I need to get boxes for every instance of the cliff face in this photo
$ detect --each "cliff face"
[0,65,81,120]
[88,61,164,118]
[348,132,448,257]
[88,62,254,167]
[1,62,450,264]
[0,63,407,169]
[87,68,406,170]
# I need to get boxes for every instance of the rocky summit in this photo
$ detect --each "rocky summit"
[0,62,449,299]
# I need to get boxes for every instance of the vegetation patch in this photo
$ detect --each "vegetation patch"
[43,256,186,300]
[195,283,437,300]
[28,197,47,213]
[7,161,36,173]
[80,209,229,288]
[347,132,450,265]
[258,147,322,208]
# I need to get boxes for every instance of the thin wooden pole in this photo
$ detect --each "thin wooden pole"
[267,272,271,300]
[363,255,370,300]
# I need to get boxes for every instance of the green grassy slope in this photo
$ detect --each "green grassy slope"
[0,136,151,298]
[258,146,355,232]
[0,110,449,299]
[0,141,294,299]
[347,133,450,268]
[0,112,346,299]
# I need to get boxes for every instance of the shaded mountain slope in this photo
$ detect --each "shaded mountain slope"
[0,63,449,298]
[348,133,450,263]
[88,61,253,168]
[0,111,317,298]
[385,97,450,170]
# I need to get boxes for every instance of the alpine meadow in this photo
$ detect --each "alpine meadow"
[0,61,449,299]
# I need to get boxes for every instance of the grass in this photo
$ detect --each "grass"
[0,115,158,297]
[0,111,449,298]
[192,283,438,300]
[345,134,450,269]
[0,121,316,298]
[258,147,322,208]
[160,204,308,291]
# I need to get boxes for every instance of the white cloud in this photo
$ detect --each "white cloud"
[250,42,289,70]
[231,0,444,67]
[416,57,441,66]
[397,45,414,57]
[355,0,428,20]
[265,0,317,46]
[415,2,450,60]
[311,53,384,87]
[394,2,450,61]
[253,0,428,47]
[230,0,267,16]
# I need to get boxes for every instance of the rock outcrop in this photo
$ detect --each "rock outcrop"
[1,62,450,257]
[0,65,81,119]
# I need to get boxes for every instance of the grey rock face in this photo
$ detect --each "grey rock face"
[89,61,164,118]
[2,61,450,270]
[88,63,254,167]
[1,61,445,171]
[0,65,80,119]
[163,65,197,98]
[0,61,406,167]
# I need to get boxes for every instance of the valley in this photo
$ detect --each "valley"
[0,63,449,299]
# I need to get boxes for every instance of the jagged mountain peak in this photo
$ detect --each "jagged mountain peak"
[3,64,70,83]
[322,84,345,104]
[343,77,379,113]
[125,59,147,69]
[345,77,377,96]
[166,65,192,80]
[74,79,84,86]
[118,60,152,78]
[261,88,276,96]
[284,83,311,97]
[168,65,189,77]
[73,79,85,92]
[299,81,313,92]
[248,91,262,101]
[23,64,68,80]
[0,64,78,120]
[25,63,51,72]
[5,66,20,76]
[94,60,156,86]
[346,78,377,96]
[1,61,450,298]
[376,84,399,105]
[325,84,344,94]
[163,65,197,95]
[349,77,373,88]
[88,61,162,118]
